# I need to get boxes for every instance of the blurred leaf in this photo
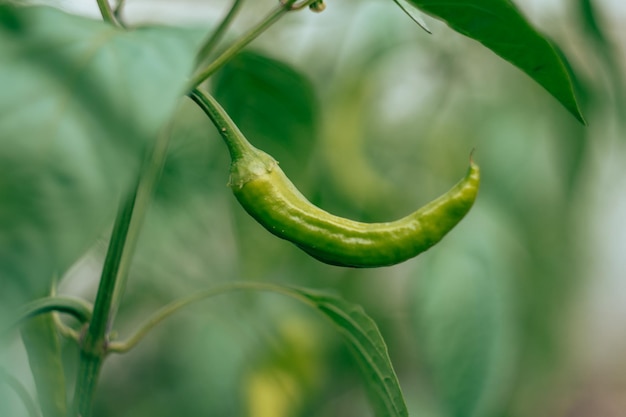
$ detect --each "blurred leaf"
[406,0,585,124]
[245,315,327,417]
[292,287,409,417]
[0,369,40,417]
[21,314,66,417]
[319,78,399,216]
[154,100,223,207]
[95,312,250,417]
[412,202,519,417]
[576,0,626,121]
[546,45,591,196]
[211,50,318,178]
[0,5,202,313]
[414,264,496,417]
[578,0,609,46]
[123,99,239,295]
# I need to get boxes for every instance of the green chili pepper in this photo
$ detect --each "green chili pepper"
[190,88,480,268]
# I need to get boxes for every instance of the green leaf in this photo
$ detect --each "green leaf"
[578,0,609,46]
[0,368,41,417]
[211,50,318,179]
[0,5,202,315]
[576,0,626,119]
[411,203,519,417]
[12,296,93,329]
[414,260,496,417]
[21,314,66,417]
[100,281,408,416]
[405,0,585,124]
[292,288,409,417]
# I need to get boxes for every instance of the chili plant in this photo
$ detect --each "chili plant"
[0,0,585,416]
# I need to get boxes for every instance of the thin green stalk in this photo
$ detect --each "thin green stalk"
[113,0,126,21]
[195,0,246,67]
[187,0,295,89]
[108,282,311,353]
[71,123,174,417]
[96,0,120,27]
[52,313,81,343]
[188,88,250,160]
[72,189,136,417]
[108,126,174,321]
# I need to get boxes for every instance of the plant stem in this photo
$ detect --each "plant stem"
[113,0,126,21]
[188,88,252,160]
[71,125,173,417]
[72,189,136,417]
[108,128,173,321]
[95,0,120,27]
[187,0,295,90]
[108,282,312,353]
[195,0,246,68]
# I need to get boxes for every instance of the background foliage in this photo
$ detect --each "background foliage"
[2,0,626,416]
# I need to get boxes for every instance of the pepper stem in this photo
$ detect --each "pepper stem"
[187,1,294,89]
[188,88,254,161]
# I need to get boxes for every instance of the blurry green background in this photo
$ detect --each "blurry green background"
[3,0,626,416]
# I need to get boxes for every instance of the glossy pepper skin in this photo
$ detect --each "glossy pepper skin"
[190,88,480,268]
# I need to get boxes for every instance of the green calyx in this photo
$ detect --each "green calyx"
[228,147,278,190]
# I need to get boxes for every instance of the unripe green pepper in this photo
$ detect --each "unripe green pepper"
[190,88,480,268]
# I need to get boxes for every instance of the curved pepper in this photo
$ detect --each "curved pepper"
[190,88,479,268]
